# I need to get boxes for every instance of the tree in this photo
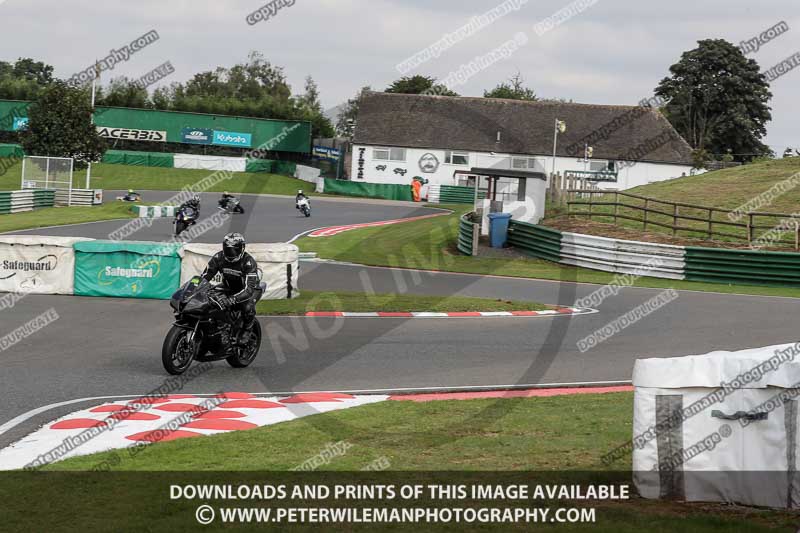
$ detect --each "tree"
[20,81,105,168]
[484,73,536,100]
[0,58,54,100]
[655,39,772,162]
[294,76,334,138]
[336,86,371,139]
[385,75,458,96]
[99,77,150,108]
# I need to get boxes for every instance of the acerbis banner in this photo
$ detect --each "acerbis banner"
[0,236,92,295]
[73,241,182,300]
[97,126,167,142]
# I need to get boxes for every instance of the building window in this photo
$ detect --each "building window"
[511,157,542,170]
[493,177,526,203]
[445,151,469,165]
[589,160,616,172]
[373,147,407,162]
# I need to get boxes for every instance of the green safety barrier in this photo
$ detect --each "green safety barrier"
[440,185,486,204]
[507,221,563,263]
[73,241,182,300]
[102,150,174,168]
[322,179,412,201]
[273,161,297,176]
[0,143,24,158]
[32,190,55,208]
[245,159,275,173]
[684,247,800,287]
[457,213,478,256]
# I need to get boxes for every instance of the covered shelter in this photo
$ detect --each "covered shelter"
[454,167,548,235]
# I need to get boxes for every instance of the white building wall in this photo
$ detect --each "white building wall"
[350,144,695,192]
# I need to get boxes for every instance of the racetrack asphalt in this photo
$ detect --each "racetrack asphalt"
[5,190,440,243]
[0,191,798,450]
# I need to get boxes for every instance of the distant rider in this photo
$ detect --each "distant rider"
[219,191,235,209]
[201,233,260,348]
[295,189,308,209]
[123,189,139,202]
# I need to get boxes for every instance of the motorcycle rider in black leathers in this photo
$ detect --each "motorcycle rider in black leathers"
[179,194,201,213]
[218,191,235,209]
[201,233,260,350]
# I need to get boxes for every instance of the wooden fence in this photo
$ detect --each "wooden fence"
[564,188,800,250]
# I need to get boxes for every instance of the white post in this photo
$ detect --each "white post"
[551,119,558,178]
[69,158,74,206]
[86,62,99,190]
[45,158,50,189]
[20,157,26,189]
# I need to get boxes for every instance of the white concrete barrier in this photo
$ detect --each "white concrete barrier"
[173,154,247,172]
[179,243,299,300]
[0,236,94,295]
[295,165,321,183]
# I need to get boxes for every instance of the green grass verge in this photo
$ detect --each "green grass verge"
[256,290,550,315]
[297,205,800,299]
[0,159,315,196]
[0,201,134,233]
[29,393,793,531]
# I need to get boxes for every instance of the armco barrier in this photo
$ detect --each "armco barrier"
[457,213,479,256]
[55,189,103,206]
[0,190,55,213]
[507,220,563,263]
[427,185,485,205]
[560,232,685,280]
[684,247,800,287]
[132,205,177,218]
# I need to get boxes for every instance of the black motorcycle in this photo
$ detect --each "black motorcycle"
[162,276,265,375]
[218,196,245,214]
[174,205,199,236]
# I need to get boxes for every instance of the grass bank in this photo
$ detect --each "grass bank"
[256,290,550,315]
[297,204,800,299]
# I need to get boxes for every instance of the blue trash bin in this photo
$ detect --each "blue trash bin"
[487,212,513,248]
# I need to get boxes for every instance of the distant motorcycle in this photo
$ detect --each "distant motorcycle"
[162,276,265,375]
[297,197,311,217]
[174,205,199,236]
[218,196,245,214]
[116,192,141,202]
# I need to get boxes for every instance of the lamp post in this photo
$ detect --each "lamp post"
[86,60,100,189]
[551,118,566,179]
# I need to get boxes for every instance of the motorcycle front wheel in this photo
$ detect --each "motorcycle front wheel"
[162,325,197,375]
[175,220,186,236]
[226,320,262,368]
[302,207,311,217]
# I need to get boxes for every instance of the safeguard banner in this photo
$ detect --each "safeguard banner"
[73,241,182,300]
[180,243,299,300]
[0,236,93,295]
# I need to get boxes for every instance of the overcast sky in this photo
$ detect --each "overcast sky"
[1,0,797,152]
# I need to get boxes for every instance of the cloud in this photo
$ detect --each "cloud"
[0,0,796,150]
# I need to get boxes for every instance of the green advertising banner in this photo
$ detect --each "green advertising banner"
[73,241,182,300]
[321,178,413,201]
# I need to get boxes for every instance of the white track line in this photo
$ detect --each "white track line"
[0,380,632,438]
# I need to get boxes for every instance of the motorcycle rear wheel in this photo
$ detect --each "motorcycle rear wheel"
[226,320,262,368]
[162,325,196,375]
